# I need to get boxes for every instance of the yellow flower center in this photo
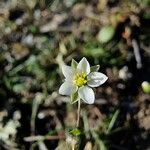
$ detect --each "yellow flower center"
[73,72,87,87]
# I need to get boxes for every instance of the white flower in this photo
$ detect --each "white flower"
[59,57,108,104]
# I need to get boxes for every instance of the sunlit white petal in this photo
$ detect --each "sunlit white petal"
[59,82,77,96]
[87,72,108,87]
[78,86,95,104]
[62,65,74,80]
[77,57,90,74]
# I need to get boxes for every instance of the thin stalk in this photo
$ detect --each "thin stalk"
[76,99,81,127]
[71,99,81,150]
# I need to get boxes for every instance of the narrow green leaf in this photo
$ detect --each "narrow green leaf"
[91,131,107,150]
[106,110,119,134]
[71,92,79,104]
[99,140,107,150]
[90,65,100,72]
[71,59,78,69]
[70,128,81,136]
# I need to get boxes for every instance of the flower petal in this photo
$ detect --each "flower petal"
[59,82,77,96]
[87,72,108,87]
[62,65,74,80]
[78,86,95,104]
[77,57,90,74]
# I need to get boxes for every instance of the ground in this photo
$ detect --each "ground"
[0,0,150,150]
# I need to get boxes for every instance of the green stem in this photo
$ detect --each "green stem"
[71,99,81,150]
[76,99,81,127]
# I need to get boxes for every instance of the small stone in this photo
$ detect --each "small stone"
[22,34,34,46]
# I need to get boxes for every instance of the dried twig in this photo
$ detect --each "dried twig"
[132,39,142,69]
[24,134,65,142]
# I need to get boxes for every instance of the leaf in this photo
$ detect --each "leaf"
[90,65,100,72]
[91,131,107,150]
[98,26,115,43]
[71,59,78,69]
[99,140,107,150]
[83,46,106,58]
[13,84,27,93]
[71,92,79,104]
[70,128,81,136]
[106,110,119,134]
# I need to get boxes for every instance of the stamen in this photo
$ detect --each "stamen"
[73,72,87,87]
